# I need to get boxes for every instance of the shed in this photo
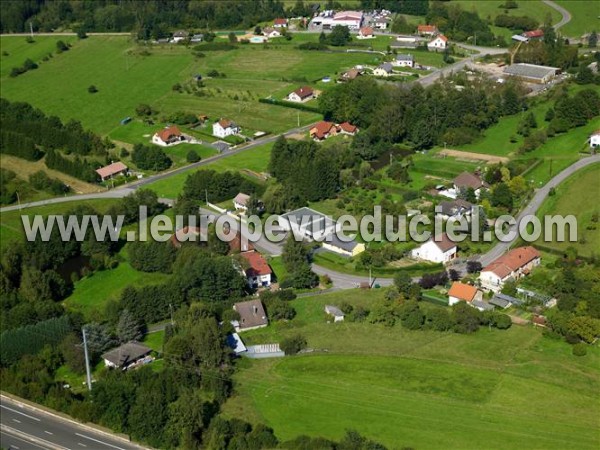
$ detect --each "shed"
[325,305,345,322]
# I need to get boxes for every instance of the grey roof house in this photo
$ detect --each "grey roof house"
[102,341,152,370]
[232,299,268,332]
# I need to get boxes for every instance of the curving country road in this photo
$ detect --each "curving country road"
[542,0,572,32]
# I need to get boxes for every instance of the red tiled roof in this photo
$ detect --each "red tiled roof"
[170,226,206,247]
[437,34,448,42]
[523,29,544,38]
[292,86,314,99]
[360,27,373,36]
[483,246,541,279]
[454,172,487,190]
[240,251,272,277]
[218,118,234,129]
[156,125,181,142]
[418,25,438,33]
[96,161,127,179]
[448,282,478,302]
[274,18,288,25]
[310,121,336,139]
[339,122,357,133]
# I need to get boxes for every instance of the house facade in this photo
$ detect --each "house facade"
[213,118,240,138]
[393,54,414,68]
[358,26,374,39]
[234,192,250,211]
[240,251,272,288]
[417,24,438,36]
[427,34,448,51]
[287,86,314,102]
[411,233,457,264]
[479,246,541,292]
[589,130,600,148]
[322,233,365,257]
[273,18,288,28]
[448,282,482,306]
[373,62,393,77]
[310,121,337,140]
[262,27,281,38]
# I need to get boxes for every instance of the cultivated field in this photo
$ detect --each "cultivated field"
[223,290,600,449]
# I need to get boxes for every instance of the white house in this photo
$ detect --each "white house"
[325,305,345,322]
[373,62,394,77]
[171,30,188,43]
[279,207,339,241]
[273,18,288,28]
[287,86,314,102]
[232,299,268,332]
[239,251,272,288]
[427,34,448,51]
[262,27,281,38]
[417,24,439,36]
[373,17,389,30]
[479,246,541,292]
[448,282,482,306]
[213,118,240,138]
[590,130,600,148]
[436,199,473,221]
[411,233,457,264]
[233,192,250,211]
[152,125,184,146]
[393,54,414,68]
[357,26,374,39]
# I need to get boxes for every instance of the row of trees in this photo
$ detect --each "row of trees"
[182,168,262,204]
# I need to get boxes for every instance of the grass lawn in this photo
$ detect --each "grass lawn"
[555,0,599,37]
[534,162,600,256]
[0,199,117,252]
[222,290,600,449]
[143,330,166,353]
[0,35,77,77]
[452,1,561,28]
[63,247,171,320]
[147,141,273,198]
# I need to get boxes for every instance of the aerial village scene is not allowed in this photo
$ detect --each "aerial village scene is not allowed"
[0,0,599,449]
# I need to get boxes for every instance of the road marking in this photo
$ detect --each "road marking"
[12,419,21,423]
[75,433,127,450]
[44,430,53,435]
[0,405,41,421]
[77,443,87,447]
[1,424,61,450]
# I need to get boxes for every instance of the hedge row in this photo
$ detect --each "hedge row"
[258,97,321,113]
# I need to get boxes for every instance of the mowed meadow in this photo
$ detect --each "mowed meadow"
[223,290,600,450]
[0,34,383,139]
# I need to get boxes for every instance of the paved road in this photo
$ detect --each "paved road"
[0,394,146,450]
[543,0,572,32]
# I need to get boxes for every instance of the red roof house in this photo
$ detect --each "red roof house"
[240,251,272,288]
[338,122,358,135]
[96,161,128,181]
[153,125,183,145]
[417,24,438,35]
[310,121,337,140]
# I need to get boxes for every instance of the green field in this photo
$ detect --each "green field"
[534,162,600,256]
[555,0,600,37]
[0,35,77,77]
[223,290,600,449]
[452,0,561,28]
[147,141,274,198]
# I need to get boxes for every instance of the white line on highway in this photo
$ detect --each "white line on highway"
[12,419,21,423]
[1,405,41,421]
[77,443,87,447]
[44,430,54,435]
[74,433,127,450]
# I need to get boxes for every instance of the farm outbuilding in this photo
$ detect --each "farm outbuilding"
[503,63,560,84]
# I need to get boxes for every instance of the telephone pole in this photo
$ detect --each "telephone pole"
[82,327,92,391]
[29,22,33,38]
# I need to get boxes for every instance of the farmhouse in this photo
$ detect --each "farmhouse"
[358,26,374,39]
[453,172,489,199]
[213,118,240,138]
[232,299,268,332]
[287,86,315,102]
[448,282,482,306]
[273,18,288,28]
[373,17,389,30]
[589,130,600,148]
[338,122,358,135]
[171,30,188,43]
[322,233,365,257]
[503,63,560,84]
[262,27,281,38]
[373,62,394,77]
[233,192,251,211]
[102,341,152,370]
[152,125,184,146]
[436,199,473,221]
[417,24,438,36]
[427,34,448,51]
[393,54,414,68]
[280,207,338,240]
[96,161,128,181]
[411,233,457,264]
[325,305,345,322]
[239,251,272,288]
[479,246,541,292]
[522,29,544,41]
[310,121,337,140]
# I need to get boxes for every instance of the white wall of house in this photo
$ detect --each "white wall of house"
[373,68,391,77]
[213,123,238,138]
[393,59,414,68]
[151,134,168,146]
[287,92,312,102]
[428,37,447,50]
[245,273,271,288]
[411,240,456,264]
[590,134,600,148]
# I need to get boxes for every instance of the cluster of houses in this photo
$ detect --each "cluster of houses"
[309,120,359,140]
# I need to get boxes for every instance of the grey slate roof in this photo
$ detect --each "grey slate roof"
[378,62,393,73]
[281,207,335,236]
[503,63,560,80]
[102,341,152,368]
[472,300,494,311]
[323,233,359,252]
[234,299,268,329]
[396,54,414,61]
[325,305,344,317]
[490,295,510,309]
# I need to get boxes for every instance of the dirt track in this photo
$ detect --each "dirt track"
[439,149,509,164]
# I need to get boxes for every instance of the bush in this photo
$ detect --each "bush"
[186,149,200,163]
[88,85,98,93]
[280,334,307,355]
[572,343,587,356]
